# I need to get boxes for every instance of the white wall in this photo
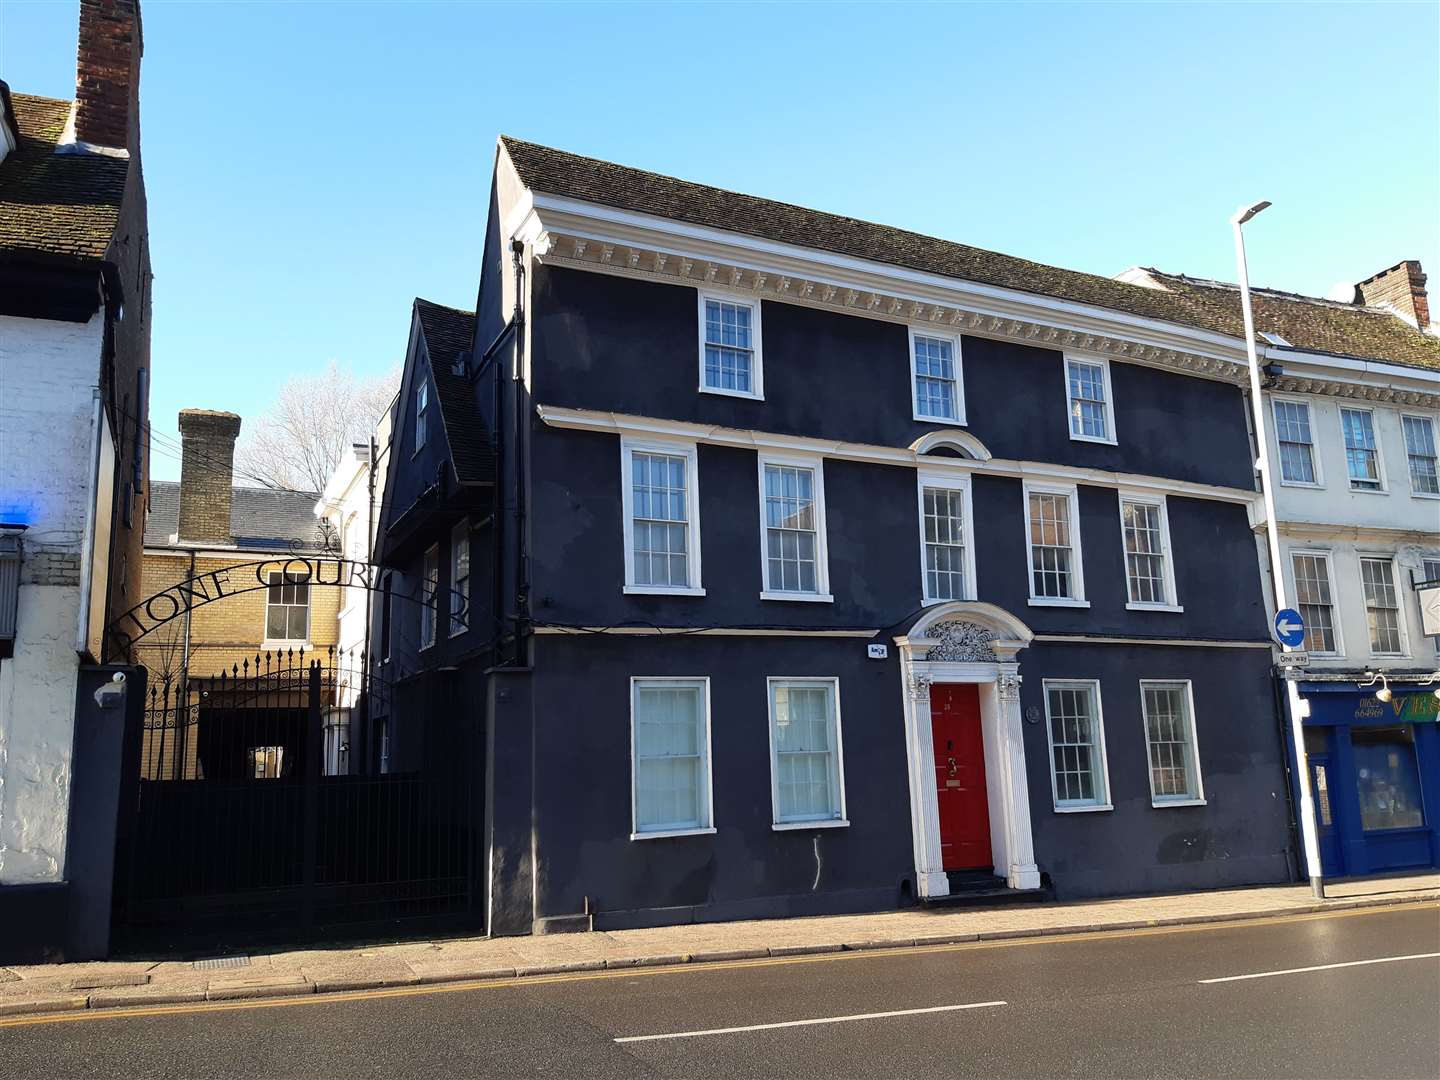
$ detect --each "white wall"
[1265,386,1440,674]
[0,312,103,884]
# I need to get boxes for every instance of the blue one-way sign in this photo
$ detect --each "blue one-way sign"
[1274,608,1306,648]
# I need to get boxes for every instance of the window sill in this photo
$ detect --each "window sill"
[1369,652,1411,661]
[1027,597,1090,609]
[772,818,850,831]
[630,826,717,841]
[1126,602,1184,613]
[1411,490,1440,500]
[1151,798,1207,809]
[1348,485,1388,495]
[913,412,968,426]
[761,591,835,603]
[262,640,312,652]
[922,595,973,607]
[1068,433,1118,447]
[699,385,763,402]
[1279,479,1324,490]
[623,585,707,597]
[1053,803,1113,814]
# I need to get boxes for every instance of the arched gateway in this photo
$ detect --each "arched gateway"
[894,601,1041,898]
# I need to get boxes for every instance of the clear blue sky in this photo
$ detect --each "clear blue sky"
[4,1,1436,481]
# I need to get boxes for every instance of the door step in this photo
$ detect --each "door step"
[919,871,1052,909]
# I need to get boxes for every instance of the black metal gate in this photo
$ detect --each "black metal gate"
[112,648,481,951]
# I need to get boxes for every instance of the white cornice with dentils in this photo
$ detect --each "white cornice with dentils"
[509,195,1251,386]
[509,190,1440,408]
[536,404,1264,519]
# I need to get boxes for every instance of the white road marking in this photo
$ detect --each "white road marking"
[614,1000,1007,1043]
[1199,952,1440,985]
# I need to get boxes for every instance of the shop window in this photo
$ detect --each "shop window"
[1351,726,1425,832]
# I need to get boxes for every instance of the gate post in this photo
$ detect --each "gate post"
[300,660,323,931]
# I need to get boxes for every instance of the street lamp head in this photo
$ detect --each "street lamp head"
[1231,200,1272,226]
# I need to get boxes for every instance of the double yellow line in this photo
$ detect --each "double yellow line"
[3,902,1434,1030]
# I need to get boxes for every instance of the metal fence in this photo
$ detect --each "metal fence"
[114,647,480,951]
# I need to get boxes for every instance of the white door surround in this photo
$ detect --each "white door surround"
[895,601,1041,898]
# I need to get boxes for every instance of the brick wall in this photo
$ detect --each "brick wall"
[134,551,344,685]
[1357,260,1431,330]
[175,411,240,545]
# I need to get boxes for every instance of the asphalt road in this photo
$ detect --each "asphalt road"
[3,905,1437,1079]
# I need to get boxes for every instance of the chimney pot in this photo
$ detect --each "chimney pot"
[176,409,241,545]
[1355,260,1430,331]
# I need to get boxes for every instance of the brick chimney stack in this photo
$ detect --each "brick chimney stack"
[177,409,241,546]
[72,0,141,152]
[1356,260,1431,330]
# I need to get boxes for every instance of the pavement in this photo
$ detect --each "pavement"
[2,903,1437,1078]
[0,871,1435,1021]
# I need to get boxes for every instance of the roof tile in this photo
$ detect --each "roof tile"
[500,136,1439,373]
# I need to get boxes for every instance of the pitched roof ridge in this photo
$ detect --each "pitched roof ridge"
[1145,267,1410,320]
[499,135,1149,299]
[414,296,476,316]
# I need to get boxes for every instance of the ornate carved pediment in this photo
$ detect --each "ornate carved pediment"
[927,621,998,662]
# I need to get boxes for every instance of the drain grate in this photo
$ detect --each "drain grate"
[192,955,250,972]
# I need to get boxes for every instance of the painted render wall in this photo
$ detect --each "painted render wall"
[526,633,1291,925]
[1263,390,1440,674]
[0,312,103,884]
[528,265,1258,491]
[528,424,1270,643]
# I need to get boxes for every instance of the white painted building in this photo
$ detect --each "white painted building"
[0,313,110,885]
[0,0,151,940]
[313,402,393,772]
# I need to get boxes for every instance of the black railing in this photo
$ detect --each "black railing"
[116,647,479,952]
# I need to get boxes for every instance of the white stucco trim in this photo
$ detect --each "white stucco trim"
[536,405,1262,510]
[894,601,1040,898]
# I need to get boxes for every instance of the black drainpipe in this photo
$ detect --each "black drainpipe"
[509,239,530,667]
[1271,667,1304,882]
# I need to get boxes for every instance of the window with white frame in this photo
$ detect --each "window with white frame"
[1025,483,1085,603]
[1401,414,1439,496]
[415,378,429,453]
[1044,681,1110,811]
[631,678,713,836]
[264,571,310,643]
[768,678,846,826]
[759,454,830,600]
[1423,557,1440,651]
[622,440,702,594]
[1340,407,1382,490]
[1291,551,1338,655]
[1140,680,1203,805]
[1119,493,1177,609]
[1273,399,1317,485]
[1360,556,1405,655]
[449,519,469,636]
[699,293,762,398]
[420,544,439,649]
[1065,356,1115,443]
[910,330,964,423]
[918,474,973,603]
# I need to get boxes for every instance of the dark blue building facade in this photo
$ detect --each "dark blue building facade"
[374,139,1300,936]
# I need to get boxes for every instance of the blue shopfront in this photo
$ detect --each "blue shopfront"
[1299,683,1440,878]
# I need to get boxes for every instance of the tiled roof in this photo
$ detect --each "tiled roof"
[1132,270,1440,372]
[146,481,327,552]
[414,298,495,485]
[500,136,1440,373]
[0,91,127,265]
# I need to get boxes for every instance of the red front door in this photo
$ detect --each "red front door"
[931,683,992,871]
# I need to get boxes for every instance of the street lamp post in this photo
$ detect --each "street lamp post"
[1231,201,1325,900]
